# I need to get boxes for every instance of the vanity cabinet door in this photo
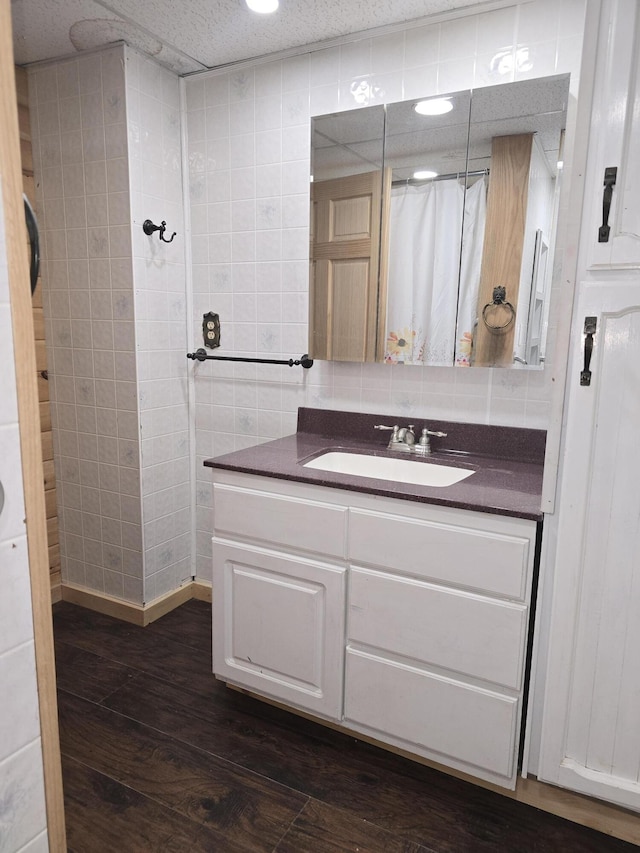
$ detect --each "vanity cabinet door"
[538,281,640,810]
[212,540,346,720]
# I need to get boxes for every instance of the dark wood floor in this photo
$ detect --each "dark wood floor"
[54,599,636,852]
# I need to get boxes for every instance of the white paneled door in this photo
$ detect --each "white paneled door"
[587,0,640,271]
[539,280,640,810]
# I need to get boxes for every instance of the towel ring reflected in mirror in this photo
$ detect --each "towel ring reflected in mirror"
[482,286,516,332]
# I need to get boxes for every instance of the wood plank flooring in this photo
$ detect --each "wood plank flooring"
[54,600,637,852]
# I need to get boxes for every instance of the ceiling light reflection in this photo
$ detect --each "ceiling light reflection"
[413,98,453,116]
[246,0,279,13]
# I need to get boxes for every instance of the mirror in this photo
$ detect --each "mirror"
[309,106,386,362]
[309,74,570,368]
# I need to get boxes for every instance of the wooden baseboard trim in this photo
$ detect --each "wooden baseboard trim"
[59,580,211,626]
[50,582,62,604]
[514,776,640,845]
[142,583,194,626]
[191,580,213,602]
[61,584,147,625]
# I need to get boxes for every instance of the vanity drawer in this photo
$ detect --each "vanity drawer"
[344,648,519,782]
[349,508,532,599]
[348,568,528,689]
[213,483,348,558]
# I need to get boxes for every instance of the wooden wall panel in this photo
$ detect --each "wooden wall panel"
[44,488,58,521]
[15,65,59,591]
[42,459,55,490]
[39,401,51,431]
[474,134,533,367]
[41,430,53,463]
[47,515,59,547]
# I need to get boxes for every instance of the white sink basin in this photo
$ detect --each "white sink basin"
[303,451,474,488]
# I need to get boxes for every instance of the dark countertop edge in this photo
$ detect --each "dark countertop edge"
[204,422,545,522]
[206,458,544,522]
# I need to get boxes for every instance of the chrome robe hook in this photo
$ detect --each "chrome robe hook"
[143,219,176,243]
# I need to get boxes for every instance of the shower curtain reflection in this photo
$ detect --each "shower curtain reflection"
[384,178,486,366]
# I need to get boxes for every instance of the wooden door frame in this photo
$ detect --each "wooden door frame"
[1,0,66,848]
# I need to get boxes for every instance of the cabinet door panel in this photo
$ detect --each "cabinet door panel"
[349,508,531,599]
[212,541,346,720]
[214,483,348,559]
[588,0,640,269]
[345,649,519,784]
[349,568,528,689]
[540,281,640,809]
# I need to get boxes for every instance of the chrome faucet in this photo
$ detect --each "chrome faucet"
[375,423,447,455]
[374,423,416,452]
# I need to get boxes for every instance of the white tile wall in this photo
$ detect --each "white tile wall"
[185,0,587,578]
[0,191,48,850]
[125,47,191,602]
[30,45,145,603]
[31,45,191,605]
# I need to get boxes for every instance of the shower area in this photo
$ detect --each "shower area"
[27,43,191,609]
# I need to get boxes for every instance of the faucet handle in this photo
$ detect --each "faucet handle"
[375,424,403,449]
[423,429,447,438]
[415,427,448,455]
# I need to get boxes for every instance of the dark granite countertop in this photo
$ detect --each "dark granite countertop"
[204,408,546,522]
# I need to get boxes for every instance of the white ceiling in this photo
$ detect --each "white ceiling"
[12,0,508,75]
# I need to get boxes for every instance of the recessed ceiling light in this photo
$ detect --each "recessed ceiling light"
[413,98,453,116]
[246,0,279,12]
[413,170,439,180]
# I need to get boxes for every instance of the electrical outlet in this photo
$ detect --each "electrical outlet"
[202,311,220,348]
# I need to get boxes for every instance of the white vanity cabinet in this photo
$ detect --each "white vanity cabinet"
[211,470,539,789]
